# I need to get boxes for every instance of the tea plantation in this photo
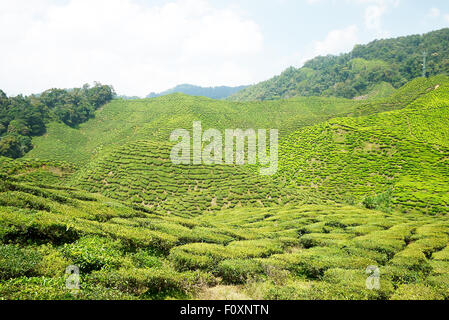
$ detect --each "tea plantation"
[0,76,448,300]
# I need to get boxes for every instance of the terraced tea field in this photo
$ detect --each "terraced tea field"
[26,82,431,165]
[0,175,448,300]
[70,140,309,216]
[277,77,449,214]
[1,76,449,300]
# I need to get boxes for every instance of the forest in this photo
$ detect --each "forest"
[229,28,449,101]
[0,83,115,158]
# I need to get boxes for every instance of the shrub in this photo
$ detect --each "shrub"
[263,280,311,300]
[432,247,449,261]
[36,244,70,277]
[0,245,42,280]
[362,189,393,212]
[131,249,163,269]
[89,267,216,298]
[390,284,444,300]
[321,268,394,300]
[389,248,432,274]
[426,275,449,299]
[0,276,136,300]
[270,247,377,279]
[61,236,123,272]
[382,265,427,284]
[299,233,352,248]
[217,259,264,284]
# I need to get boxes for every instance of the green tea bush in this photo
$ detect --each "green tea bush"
[217,259,264,284]
[362,189,393,212]
[390,284,444,300]
[131,249,163,269]
[389,248,432,274]
[36,244,70,277]
[61,236,124,272]
[426,275,449,299]
[262,280,311,300]
[0,276,136,300]
[432,247,449,261]
[0,245,42,280]
[89,267,216,298]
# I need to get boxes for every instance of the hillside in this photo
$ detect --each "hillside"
[229,28,449,101]
[1,76,448,300]
[276,76,449,214]
[26,94,366,164]
[0,83,114,159]
[147,84,248,100]
[1,168,449,300]
[70,140,309,216]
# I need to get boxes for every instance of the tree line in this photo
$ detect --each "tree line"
[0,83,115,158]
[229,28,449,101]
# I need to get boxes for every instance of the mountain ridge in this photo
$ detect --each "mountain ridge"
[229,28,449,101]
[147,84,248,100]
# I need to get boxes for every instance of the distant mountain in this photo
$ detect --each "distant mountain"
[116,95,140,100]
[146,84,248,99]
[229,28,449,101]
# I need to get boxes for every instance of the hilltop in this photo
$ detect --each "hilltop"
[147,84,248,100]
[229,28,449,101]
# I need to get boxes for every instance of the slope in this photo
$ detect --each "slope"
[69,140,311,216]
[26,94,366,164]
[276,76,449,214]
[230,28,449,101]
[1,171,448,300]
[147,84,248,99]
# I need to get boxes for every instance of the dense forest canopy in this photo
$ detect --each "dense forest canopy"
[0,83,115,158]
[229,28,449,101]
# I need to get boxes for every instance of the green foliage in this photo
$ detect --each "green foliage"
[390,284,444,300]
[0,245,42,280]
[277,76,449,214]
[230,28,449,101]
[217,259,264,284]
[0,83,114,159]
[147,84,248,99]
[61,236,123,272]
[362,189,393,212]
[1,71,449,301]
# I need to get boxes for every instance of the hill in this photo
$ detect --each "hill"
[26,77,443,165]
[0,83,114,159]
[229,28,449,101]
[1,76,449,300]
[276,76,449,214]
[147,84,248,99]
[25,94,366,164]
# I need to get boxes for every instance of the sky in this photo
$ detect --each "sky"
[1,0,449,97]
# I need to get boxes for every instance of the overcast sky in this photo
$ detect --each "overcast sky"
[1,0,449,97]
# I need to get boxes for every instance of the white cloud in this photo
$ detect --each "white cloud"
[0,0,263,96]
[427,7,441,18]
[313,25,359,56]
[306,0,399,37]
[445,14,449,23]
[365,4,387,32]
[297,25,359,66]
[357,0,399,36]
